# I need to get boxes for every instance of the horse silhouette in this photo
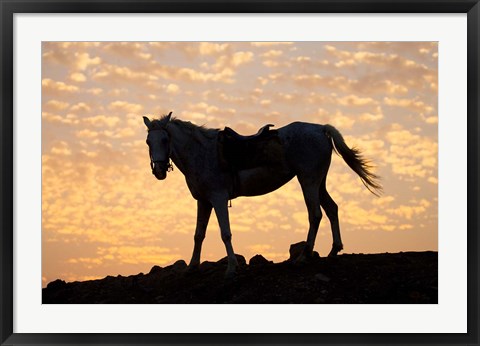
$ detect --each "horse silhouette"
[144,112,381,277]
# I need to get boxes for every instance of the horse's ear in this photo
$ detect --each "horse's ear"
[143,116,152,129]
[166,112,172,121]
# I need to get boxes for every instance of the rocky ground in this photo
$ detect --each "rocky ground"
[43,243,437,304]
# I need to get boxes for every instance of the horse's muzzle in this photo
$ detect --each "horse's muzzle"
[151,158,173,180]
[152,162,168,180]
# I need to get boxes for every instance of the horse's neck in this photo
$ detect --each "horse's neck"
[167,122,213,175]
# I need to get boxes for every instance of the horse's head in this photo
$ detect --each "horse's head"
[143,112,173,180]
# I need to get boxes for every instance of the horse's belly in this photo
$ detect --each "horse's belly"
[234,165,294,197]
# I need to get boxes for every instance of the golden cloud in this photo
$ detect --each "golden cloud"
[83,115,120,128]
[42,111,79,125]
[75,52,102,71]
[384,97,435,115]
[70,72,87,82]
[42,78,79,93]
[50,141,72,156]
[44,100,70,111]
[108,100,143,114]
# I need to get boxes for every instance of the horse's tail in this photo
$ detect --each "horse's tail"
[324,124,382,196]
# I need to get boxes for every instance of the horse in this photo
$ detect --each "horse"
[143,112,381,277]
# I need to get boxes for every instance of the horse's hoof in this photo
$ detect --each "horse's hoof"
[328,244,343,258]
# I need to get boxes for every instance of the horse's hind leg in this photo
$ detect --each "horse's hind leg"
[319,179,343,257]
[188,199,212,269]
[297,176,323,260]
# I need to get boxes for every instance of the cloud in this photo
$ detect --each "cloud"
[198,42,230,55]
[44,100,70,111]
[42,78,79,93]
[261,50,283,58]
[175,66,235,83]
[50,141,72,156]
[344,134,386,161]
[329,111,356,129]
[293,74,359,93]
[166,83,180,95]
[384,97,435,115]
[70,102,92,113]
[372,195,395,206]
[92,64,160,87]
[108,100,143,114]
[86,88,103,95]
[323,44,436,94]
[70,72,87,82]
[208,51,254,72]
[387,199,431,219]
[42,111,79,125]
[384,124,438,178]
[181,101,236,123]
[83,115,120,128]
[103,42,152,61]
[359,106,384,122]
[325,45,431,72]
[75,52,102,71]
[337,94,378,107]
[76,129,99,138]
[340,201,388,227]
[43,42,100,69]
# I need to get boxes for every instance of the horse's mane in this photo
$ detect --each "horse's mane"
[150,114,219,139]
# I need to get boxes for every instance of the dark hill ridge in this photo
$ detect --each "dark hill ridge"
[43,244,437,304]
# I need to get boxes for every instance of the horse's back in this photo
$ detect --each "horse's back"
[278,122,333,173]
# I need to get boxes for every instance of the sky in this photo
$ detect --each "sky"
[42,42,438,286]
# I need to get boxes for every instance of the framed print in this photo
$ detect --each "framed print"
[1,1,479,345]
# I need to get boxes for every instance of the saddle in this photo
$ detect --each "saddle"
[223,124,274,141]
[218,124,283,171]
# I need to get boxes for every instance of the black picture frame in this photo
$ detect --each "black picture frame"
[1,1,479,345]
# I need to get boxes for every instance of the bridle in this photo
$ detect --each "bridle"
[149,155,173,175]
[148,128,174,175]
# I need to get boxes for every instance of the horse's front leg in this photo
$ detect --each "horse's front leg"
[211,196,239,278]
[188,199,212,269]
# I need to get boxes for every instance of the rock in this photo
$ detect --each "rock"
[249,254,271,266]
[149,265,163,274]
[46,279,66,290]
[289,241,307,260]
[199,261,216,271]
[171,260,187,271]
[218,254,247,267]
[315,273,331,282]
[42,251,438,304]
[289,242,320,261]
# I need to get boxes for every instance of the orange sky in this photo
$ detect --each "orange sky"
[42,42,438,286]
